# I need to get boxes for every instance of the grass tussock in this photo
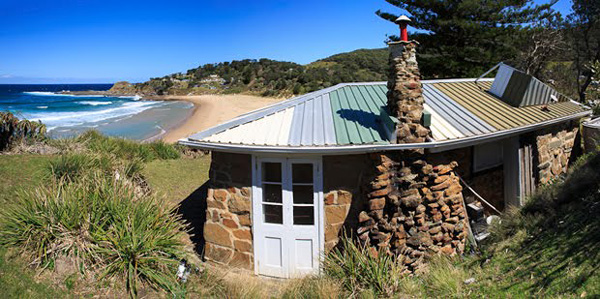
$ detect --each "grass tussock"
[76,130,180,162]
[47,153,144,182]
[1,112,47,151]
[323,236,405,297]
[0,173,191,297]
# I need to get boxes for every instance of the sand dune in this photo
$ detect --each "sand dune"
[153,94,284,143]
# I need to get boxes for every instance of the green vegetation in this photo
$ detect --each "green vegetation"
[75,130,181,162]
[1,112,46,151]
[1,129,599,297]
[129,48,388,97]
[324,236,404,296]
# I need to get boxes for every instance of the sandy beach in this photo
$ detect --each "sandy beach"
[151,94,284,143]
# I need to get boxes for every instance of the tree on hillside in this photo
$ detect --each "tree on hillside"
[376,0,558,78]
[567,0,600,102]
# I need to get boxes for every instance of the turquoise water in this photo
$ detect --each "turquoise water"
[0,84,194,140]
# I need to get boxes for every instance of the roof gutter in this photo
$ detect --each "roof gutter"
[179,110,591,155]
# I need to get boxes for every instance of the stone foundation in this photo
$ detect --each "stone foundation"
[535,122,580,184]
[357,153,468,272]
[203,152,254,270]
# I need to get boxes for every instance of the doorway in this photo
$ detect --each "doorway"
[252,157,323,278]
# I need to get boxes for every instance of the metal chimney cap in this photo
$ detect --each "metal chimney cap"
[395,15,411,24]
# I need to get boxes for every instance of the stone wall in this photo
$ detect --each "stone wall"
[535,121,580,184]
[358,153,468,272]
[322,154,374,252]
[203,152,254,270]
[387,41,430,144]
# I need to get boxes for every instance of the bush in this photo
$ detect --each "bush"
[0,112,46,151]
[77,131,180,162]
[0,174,190,297]
[47,153,144,182]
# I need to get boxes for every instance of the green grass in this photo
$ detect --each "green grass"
[143,156,211,206]
[0,155,53,203]
[0,137,599,298]
[0,247,67,298]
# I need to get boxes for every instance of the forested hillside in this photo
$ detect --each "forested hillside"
[128,48,388,97]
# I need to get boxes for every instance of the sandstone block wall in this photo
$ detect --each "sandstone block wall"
[322,154,373,252]
[203,152,254,270]
[535,121,580,184]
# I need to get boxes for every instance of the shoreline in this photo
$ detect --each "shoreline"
[56,90,284,143]
[145,94,284,143]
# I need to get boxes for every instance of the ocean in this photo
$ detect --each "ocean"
[0,84,194,140]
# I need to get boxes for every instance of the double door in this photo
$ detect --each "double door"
[252,157,322,278]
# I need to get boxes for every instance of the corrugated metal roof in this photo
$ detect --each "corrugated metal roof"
[188,78,588,148]
[433,81,587,131]
[489,63,571,107]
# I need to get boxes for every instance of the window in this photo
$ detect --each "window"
[473,141,503,172]
[292,163,314,225]
[262,162,283,224]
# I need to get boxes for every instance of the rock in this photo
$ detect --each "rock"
[233,228,252,240]
[369,197,386,210]
[337,191,352,205]
[228,193,250,214]
[234,240,252,253]
[326,205,350,225]
[222,218,239,229]
[230,251,253,270]
[464,278,476,285]
[238,214,252,226]
[213,189,229,201]
[204,243,234,263]
[401,195,422,208]
[359,211,371,223]
[204,223,233,248]
[324,192,336,205]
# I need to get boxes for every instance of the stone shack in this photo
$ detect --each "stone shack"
[180,18,590,278]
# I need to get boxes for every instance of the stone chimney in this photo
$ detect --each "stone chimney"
[387,16,430,144]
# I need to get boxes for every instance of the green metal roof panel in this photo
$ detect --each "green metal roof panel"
[329,85,390,145]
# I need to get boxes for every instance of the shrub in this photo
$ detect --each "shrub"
[47,153,144,182]
[77,130,180,162]
[0,112,46,151]
[0,174,190,297]
[323,236,405,296]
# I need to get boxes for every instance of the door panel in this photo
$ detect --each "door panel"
[253,157,322,278]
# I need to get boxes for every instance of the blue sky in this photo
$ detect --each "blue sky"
[0,0,574,84]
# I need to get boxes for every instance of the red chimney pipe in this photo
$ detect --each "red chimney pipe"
[395,15,411,42]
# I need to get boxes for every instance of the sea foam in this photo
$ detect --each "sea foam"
[77,101,113,106]
[25,101,163,131]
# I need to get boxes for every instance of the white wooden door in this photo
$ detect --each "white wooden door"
[253,157,322,278]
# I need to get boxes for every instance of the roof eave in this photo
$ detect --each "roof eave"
[179,110,591,155]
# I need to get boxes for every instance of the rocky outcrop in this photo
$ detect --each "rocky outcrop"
[106,81,139,96]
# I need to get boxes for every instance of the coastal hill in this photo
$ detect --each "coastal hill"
[112,48,388,97]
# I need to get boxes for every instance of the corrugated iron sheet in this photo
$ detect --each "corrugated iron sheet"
[203,107,295,145]
[288,94,336,146]
[193,78,587,147]
[489,63,513,98]
[433,81,587,131]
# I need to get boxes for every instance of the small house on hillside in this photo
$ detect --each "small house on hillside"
[180,19,590,278]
